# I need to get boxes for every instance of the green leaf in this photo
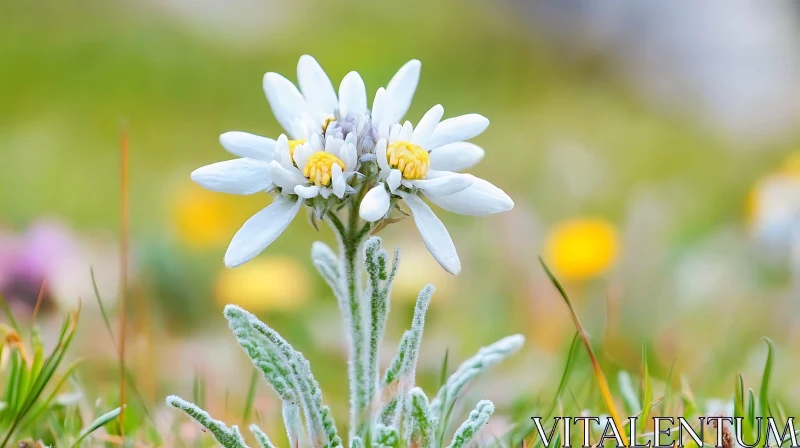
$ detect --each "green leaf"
[1,308,80,447]
[69,406,122,448]
[759,337,775,418]
[735,373,753,441]
[734,373,745,419]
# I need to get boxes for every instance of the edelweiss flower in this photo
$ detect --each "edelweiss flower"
[358,104,514,274]
[192,133,358,267]
[189,54,513,273]
[264,55,421,142]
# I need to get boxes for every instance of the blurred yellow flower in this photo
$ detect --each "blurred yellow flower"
[544,218,619,281]
[171,182,267,248]
[779,152,800,176]
[215,256,311,312]
[748,152,800,224]
[747,152,800,241]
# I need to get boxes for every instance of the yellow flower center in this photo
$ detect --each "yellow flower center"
[386,141,430,180]
[303,151,345,187]
[288,139,306,160]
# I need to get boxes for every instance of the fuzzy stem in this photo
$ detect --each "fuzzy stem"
[327,205,370,440]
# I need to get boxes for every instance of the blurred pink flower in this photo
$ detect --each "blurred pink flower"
[0,219,121,314]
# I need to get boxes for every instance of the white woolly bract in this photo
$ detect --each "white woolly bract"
[225,305,343,448]
[372,423,401,448]
[249,424,277,448]
[312,241,342,297]
[446,400,495,448]
[378,284,434,431]
[282,401,305,448]
[408,387,435,447]
[364,236,400,428]
[165,395,249,448]
[429,334,525,421]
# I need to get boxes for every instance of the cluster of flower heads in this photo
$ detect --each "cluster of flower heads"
[191,55,514,274]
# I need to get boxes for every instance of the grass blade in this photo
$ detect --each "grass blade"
[18,358,83,428]
[242,368,258,424]
[91,268,155,427]
[547,333,580,419]
[639,344,652,436]
[0,308,80,446]
[69,406,123,447]
[660,359,676,416]
[539,257,629,447]
[117,125,131,433]
[759,337,774,418]
[0,294,21,334]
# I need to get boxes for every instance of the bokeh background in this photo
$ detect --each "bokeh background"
[3,0,800,444]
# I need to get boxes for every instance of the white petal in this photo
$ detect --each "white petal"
[412,104,444,144]
[344,143,358,170]
[387,169,402,193]
[377,121,391,140]
[191,159,271,195]
[384,59,421,125]
[360,184,391,222]
[425,175,513,216]
[270,161,306,190]
[293,143,312,172]
[325,136,344,157]
[331,164,346,198]
[338,71,367,118]
[399,121,414,141]
[224,196,303,267]
[411,174,470,195]
[388,123,402,143]
[297,55,338,116]
[429,142,485,172]
[398,191,460,275]
[309,133,323,151]
[219,132,276,161]
[275,134,290,158]
[375,139,389,171]
[371,87,388,128]
[336,144,357,171]
[425,114,490,150]
[263,73,308,139]
[294,184,320,198]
